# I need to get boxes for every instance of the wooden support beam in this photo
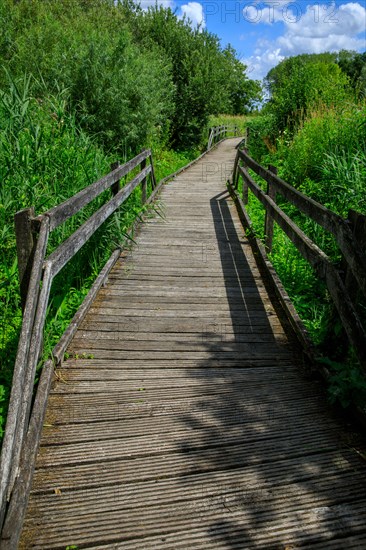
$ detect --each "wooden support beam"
[141,156,147,204]
[110,161,120,195]
[14,208,36,312]
[264,165,277,253]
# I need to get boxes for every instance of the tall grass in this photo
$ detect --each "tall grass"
[245,99,366,407]
[0,75,109,438]
[0,73,200,442]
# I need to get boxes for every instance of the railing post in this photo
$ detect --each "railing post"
[345,210,366,301]
[245,127,250,148]
[110,161,120,195]
[14,207,37,312]
[232,153,239,190]
[149,152,157,190]
[242,149,249,204]
[141,156,147,204]
[207,129,213,151]
[264,164,277,253]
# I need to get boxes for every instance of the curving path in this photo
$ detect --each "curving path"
[20,138,366,549]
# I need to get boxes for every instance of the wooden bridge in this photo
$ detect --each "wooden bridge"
[1,135,366,548]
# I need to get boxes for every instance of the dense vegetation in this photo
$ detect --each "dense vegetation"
[0,0,260,440]
[245,51,366,407]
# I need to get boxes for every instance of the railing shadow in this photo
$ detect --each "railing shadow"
[174,189,364,547]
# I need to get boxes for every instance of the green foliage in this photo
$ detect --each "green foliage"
[125,5,261,148]
[0,71,199,441]
[2,0,261,153]
[244,53,366,409]
[264,53,353,136]
[245,114,277,161]
[336,50,366,97]
[278,102,366,193]
[0,74,110,440]
[208,114,247,134]
[5,0,173,156]
[319,357,366,409]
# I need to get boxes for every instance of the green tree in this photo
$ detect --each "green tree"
[336,50,366,96]
[264,54,352,135]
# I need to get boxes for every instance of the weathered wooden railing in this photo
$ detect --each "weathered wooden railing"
[207,125,239,150]
[229,147,366,372]
[0,149,159,536]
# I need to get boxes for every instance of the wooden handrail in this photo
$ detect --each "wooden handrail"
[0,149,156,530]
[230,148,366,374]
[44,149,152,231]
[207,125,239,151]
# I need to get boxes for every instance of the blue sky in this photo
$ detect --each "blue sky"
[141,1,366,80]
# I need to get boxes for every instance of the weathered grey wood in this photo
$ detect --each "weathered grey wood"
[245,127,250,148]
[237,148,340,230]
[110,161,120,195]
[346,210,366,300]
[149,152,157,189]
[14,138,366,549]
[0,216,50,530]
[240,148,249,204]
[45,149,151,231]
[228,180,316,359]
[235,164,366,372]
[207,126,238,150]
[325,264,366,369]
[264,165,277,252]
[10,263,53,494]
[238,165,329,272]
[0,360,54,550]
[47,165,151,278]
[140,155,147,204]
[14,208,36,312]
[237,148,366,297]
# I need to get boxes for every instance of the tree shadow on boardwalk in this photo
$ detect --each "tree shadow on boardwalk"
[175,190,366,548]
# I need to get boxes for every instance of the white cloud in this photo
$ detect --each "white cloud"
[243,2,366,80]
[279,2,366,55]
[180,2,206,29]
[137,0,174,10]
[242,48,285,81]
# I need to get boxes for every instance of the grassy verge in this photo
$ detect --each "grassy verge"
[244,101,366,408]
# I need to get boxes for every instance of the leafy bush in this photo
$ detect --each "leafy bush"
[279,102,366,191]
[0,75,109,439]
[2,0,261,153]
[264,54,353,136]
[245,54,366,407]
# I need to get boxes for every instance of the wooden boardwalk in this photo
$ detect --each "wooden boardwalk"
[20,139,366,548]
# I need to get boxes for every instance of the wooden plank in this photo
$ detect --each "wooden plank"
[14,207,36,312]
[264,164,277,252]
[0,217,50,528]
[10,263,53,496]
[44,391,326,425]
[35,420,338,467]
[228,181,313,357]
[20,493,366,548]
[0,360,54,550]
[30,448,351,493]
[237,166,366,370]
